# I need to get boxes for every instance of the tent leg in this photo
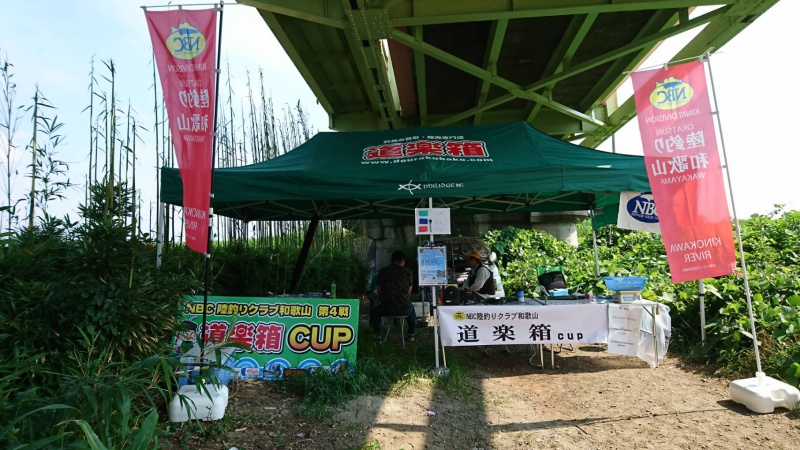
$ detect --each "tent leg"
[156,202,164,269]
[590,209,600,278]
[289,217,319,294]
[434,307,440,363]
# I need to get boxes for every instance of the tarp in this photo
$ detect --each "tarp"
[161,122,650,221]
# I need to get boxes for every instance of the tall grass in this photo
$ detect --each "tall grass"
[280,331,471,420]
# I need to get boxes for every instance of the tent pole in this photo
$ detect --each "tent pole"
[289,217,319,294]
[653,304,658,367]
[590,209,600,278]
[429,197,441,369]
[156,202,164,269]
[705,53,760,374]
[698,280,706,342]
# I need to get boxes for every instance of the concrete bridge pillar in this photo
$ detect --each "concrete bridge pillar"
[361,210,587,271]
[366,218,417,269]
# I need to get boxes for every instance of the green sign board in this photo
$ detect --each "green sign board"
[176,296,359,380]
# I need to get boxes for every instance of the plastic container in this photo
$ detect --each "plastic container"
[548,288,569,297]
[168,384,229,422]
[517,290,525,302]
[603,276,647,291]
[729,373,800,413]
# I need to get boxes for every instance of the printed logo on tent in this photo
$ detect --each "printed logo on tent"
[452,311,466,321]
[398,179,421,195]
[166,22,208,60]
[648,76,694,110]
[626,192,659,224]
[363,139,489,160]
[398,179,465,195]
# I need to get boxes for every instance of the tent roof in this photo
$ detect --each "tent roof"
[160,122,649,221]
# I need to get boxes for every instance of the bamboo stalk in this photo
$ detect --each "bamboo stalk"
[28,88,38,231]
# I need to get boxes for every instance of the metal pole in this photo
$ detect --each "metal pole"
[653,304,658,368]
[698,279,706,342]
[200,2,225,364]
[429,197,440,369]
[590,209,601,278]
[156,202,164,268]
[705,53,761,374]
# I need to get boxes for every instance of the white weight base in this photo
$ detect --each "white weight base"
[168,384,229,422]
[729,373,800,414]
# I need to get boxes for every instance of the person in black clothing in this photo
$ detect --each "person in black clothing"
[461,250,495,301]
[370,250,416,341]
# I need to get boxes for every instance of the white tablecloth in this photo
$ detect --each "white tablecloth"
[438,303,609,346]
[438,302,671,367]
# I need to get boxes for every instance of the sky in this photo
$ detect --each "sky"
[1,0,798,229]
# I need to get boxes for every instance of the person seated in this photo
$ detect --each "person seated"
[461,251,495,302]
[369,250,417,341]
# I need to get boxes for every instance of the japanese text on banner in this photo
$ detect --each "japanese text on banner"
[145,8,218,253]
[631,61,736,283]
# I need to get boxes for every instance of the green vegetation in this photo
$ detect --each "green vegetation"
[484,211,800,385]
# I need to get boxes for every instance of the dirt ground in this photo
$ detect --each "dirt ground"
[165,322,800,450]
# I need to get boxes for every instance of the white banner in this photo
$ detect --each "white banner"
[617,191,661,234]
[438,304,608,346]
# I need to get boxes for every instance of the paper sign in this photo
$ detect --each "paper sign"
[607,329,639,356]
[608,303,644,331]
[415,208,451,235]
[417,246,447,286]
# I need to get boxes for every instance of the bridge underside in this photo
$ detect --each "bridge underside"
[240,0,777,147]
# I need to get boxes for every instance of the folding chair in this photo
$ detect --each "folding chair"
[381,316,409,348]
[536,266,568,298]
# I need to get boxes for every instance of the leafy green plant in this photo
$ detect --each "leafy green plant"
[484,215,800,386]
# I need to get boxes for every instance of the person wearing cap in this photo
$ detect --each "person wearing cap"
[461,250,496,301]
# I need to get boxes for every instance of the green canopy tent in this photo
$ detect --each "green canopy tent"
[161,121,650,291]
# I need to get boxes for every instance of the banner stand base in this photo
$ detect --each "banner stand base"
[428,366,450,378]
[729,372,800,414]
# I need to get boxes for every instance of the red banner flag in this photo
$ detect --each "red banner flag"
[631,61,736,283]
[146,8,217,253]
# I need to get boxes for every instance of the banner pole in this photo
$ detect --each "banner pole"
[200,1,225,367]
[704,53,761,373]
[698,279,706,342]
